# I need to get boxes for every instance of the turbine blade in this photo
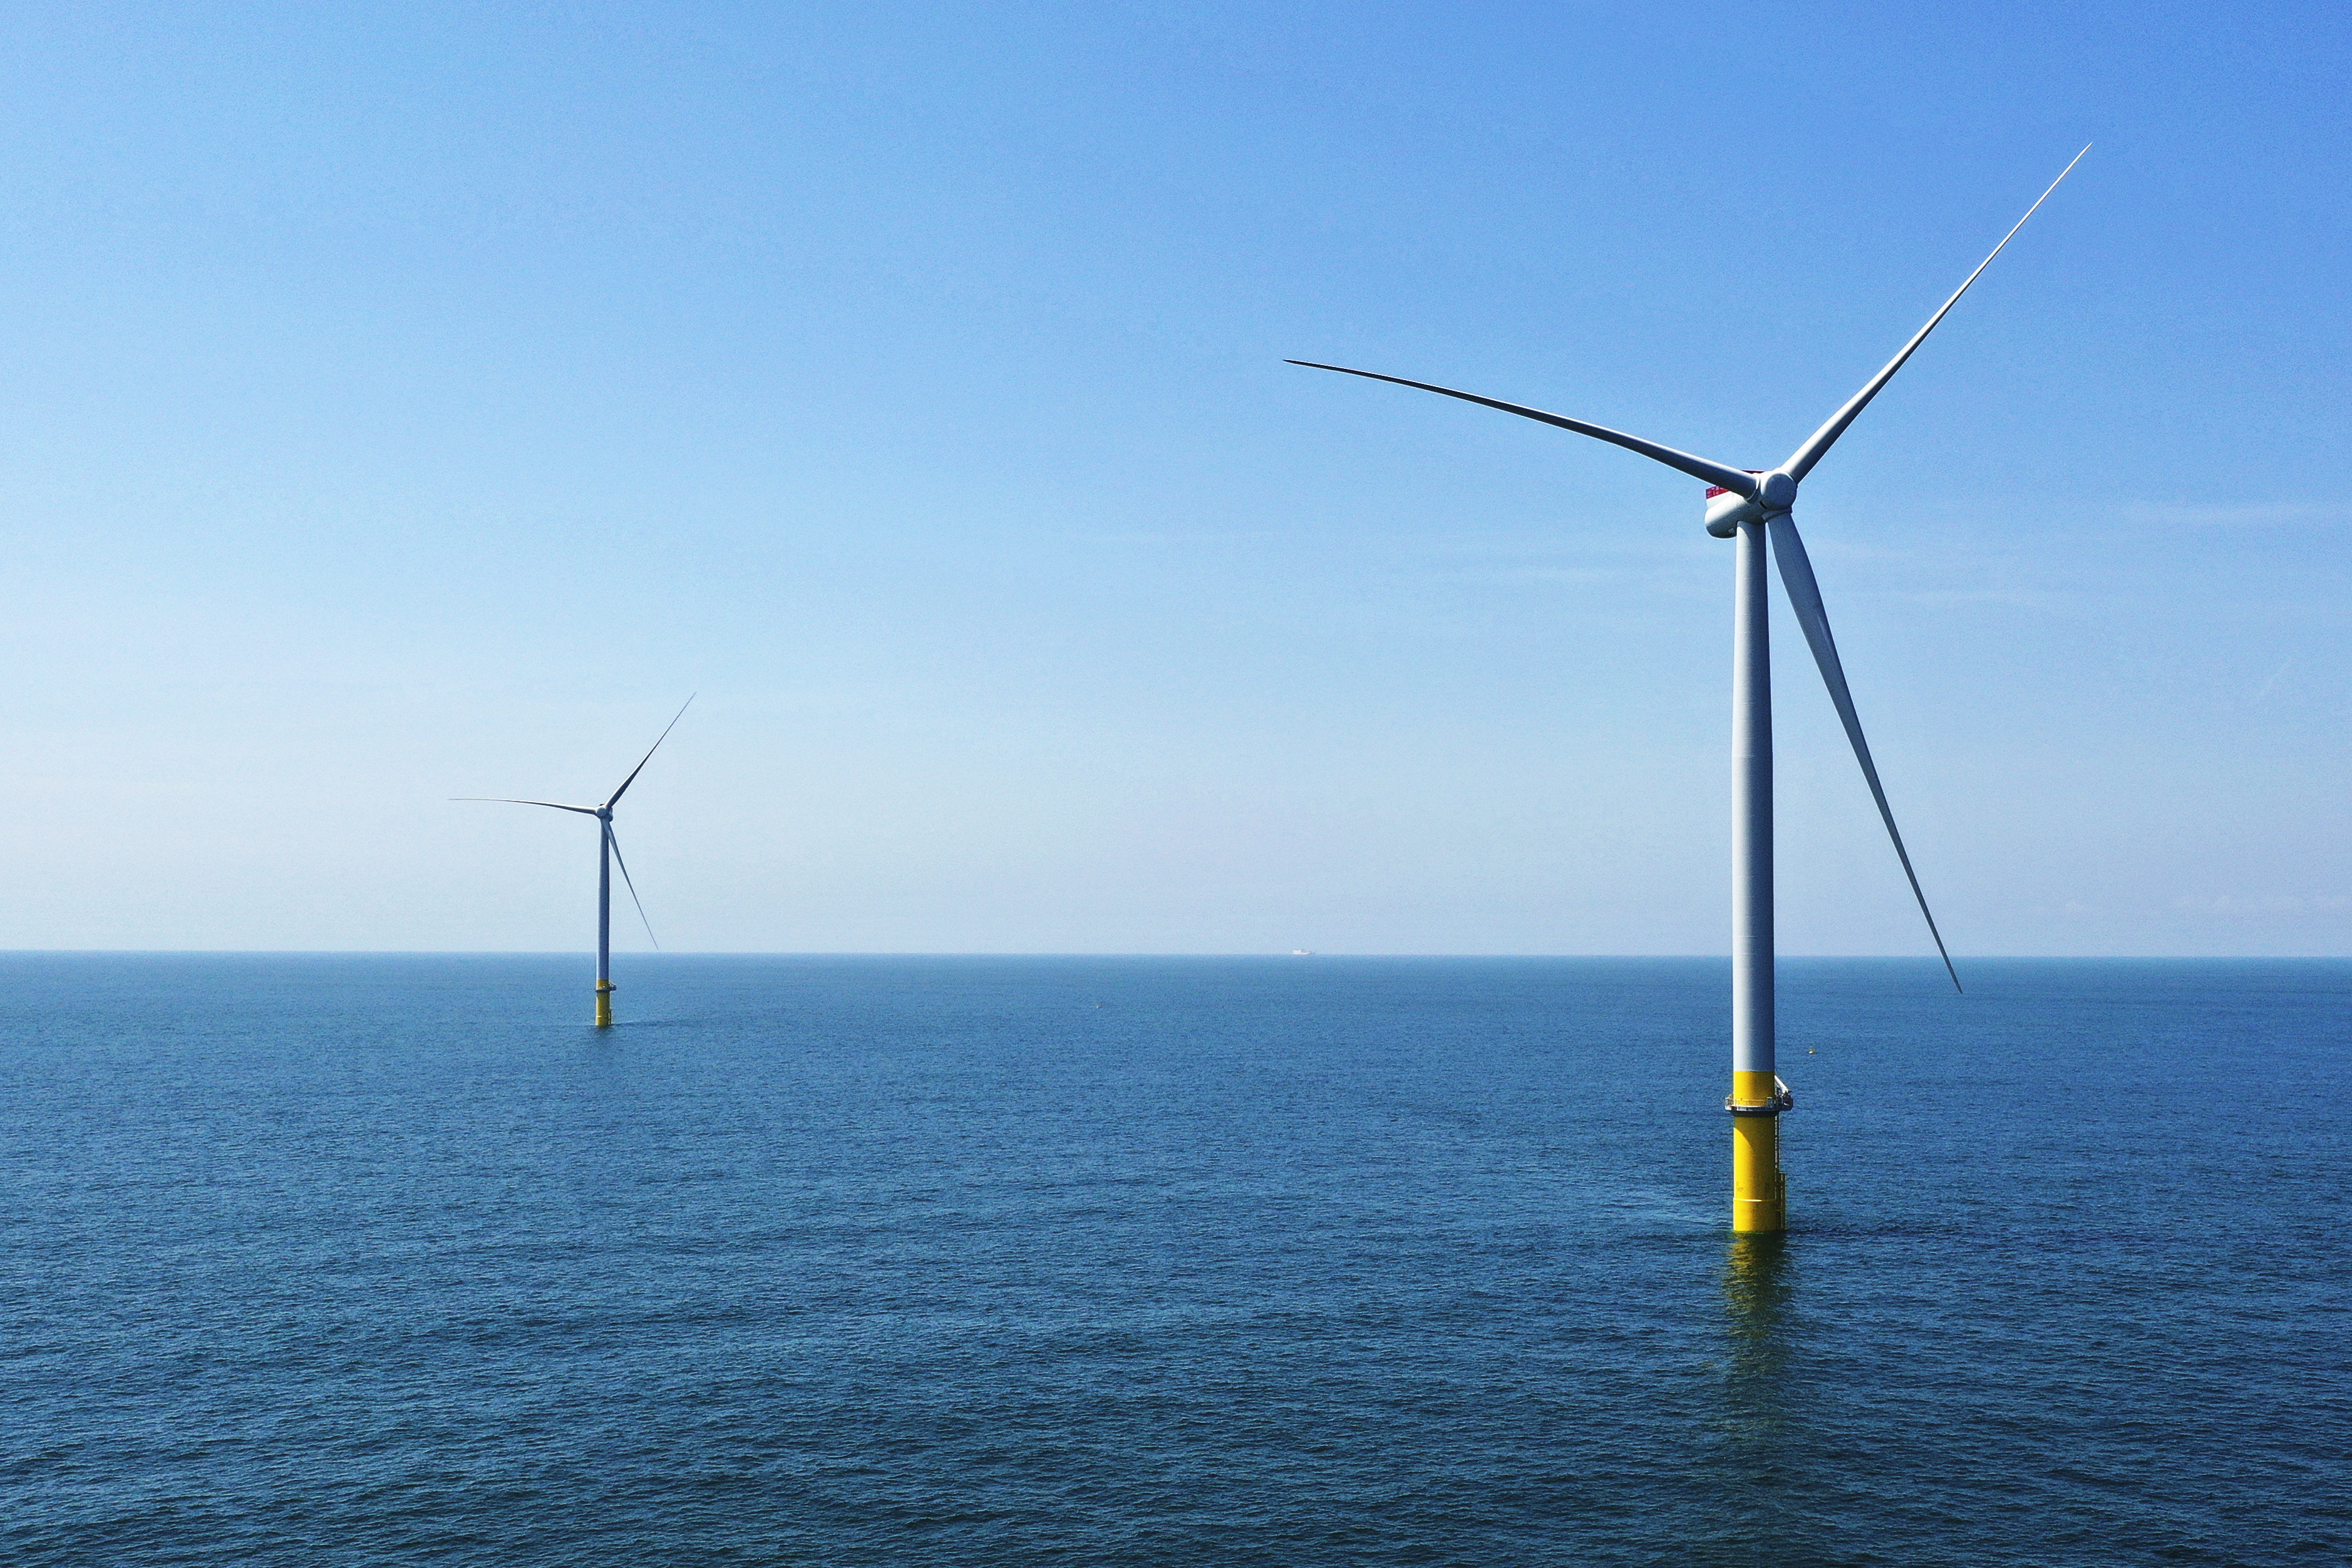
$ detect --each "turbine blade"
[1768,513,1961,992]
[605,823,659,949]
[606,694,696,809]
[1782,147,2089,482]
[451,798,601,815]
[1286,361,1759,497]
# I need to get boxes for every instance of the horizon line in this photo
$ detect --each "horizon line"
[0,949,2346,962]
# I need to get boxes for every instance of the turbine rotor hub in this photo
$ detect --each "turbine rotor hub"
[1756,471,1797,510]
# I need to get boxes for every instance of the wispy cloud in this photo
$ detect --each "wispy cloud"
[1428,565,1644,587]
[2174,893,2352,917]
[2118,501,2327,528]
[1883,585,2079,611]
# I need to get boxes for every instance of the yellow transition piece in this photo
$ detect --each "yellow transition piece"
[1731,1070,1785,1233]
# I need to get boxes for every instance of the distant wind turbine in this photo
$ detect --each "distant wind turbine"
[457,697,694,1027]
[1291,151,2086,1232]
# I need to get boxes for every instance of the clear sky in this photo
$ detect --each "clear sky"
[2,1,2346,955]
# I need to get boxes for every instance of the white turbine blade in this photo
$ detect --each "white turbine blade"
[1768,513,1961,991]
[1782,147,2089,483]
[605,822,659,948]
[452,797,601,815]
[606,694,696,810]
[1287,361,1760,497]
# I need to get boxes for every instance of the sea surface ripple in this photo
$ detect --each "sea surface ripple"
[2,955,2345,1565]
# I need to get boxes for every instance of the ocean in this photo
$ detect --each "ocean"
[2,954,2344,1565]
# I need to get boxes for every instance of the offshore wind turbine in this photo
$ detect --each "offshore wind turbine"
[1292,152,2084,1232]
[457,698,693,1028]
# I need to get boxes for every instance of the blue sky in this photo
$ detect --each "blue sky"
[2,1,2346,954]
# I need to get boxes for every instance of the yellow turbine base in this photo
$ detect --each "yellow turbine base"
[1731,1070,1785,1233]
[595,981,614,1029]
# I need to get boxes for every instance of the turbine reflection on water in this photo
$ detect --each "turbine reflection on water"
[1709,1232,1807,1552]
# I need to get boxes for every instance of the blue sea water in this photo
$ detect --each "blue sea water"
[1,954,2345,1566]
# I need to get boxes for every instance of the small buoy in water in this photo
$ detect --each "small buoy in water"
[1808,1048,1816,1053]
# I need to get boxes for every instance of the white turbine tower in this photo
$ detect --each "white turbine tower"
[1292,152,2085,1232]
[458,696,694,1027]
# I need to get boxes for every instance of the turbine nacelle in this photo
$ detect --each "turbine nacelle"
[1705,473,1766,536]
[1705,470,1798,535]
